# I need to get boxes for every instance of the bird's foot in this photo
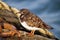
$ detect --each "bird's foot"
[27,30,35,37]
[27,32,34,37]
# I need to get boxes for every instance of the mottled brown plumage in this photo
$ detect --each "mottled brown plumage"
[17,9,55,38]
[19,9,53,29]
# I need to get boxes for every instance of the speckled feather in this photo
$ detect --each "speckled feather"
[19,9,53,29]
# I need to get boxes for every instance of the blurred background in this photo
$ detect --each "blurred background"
[3,0,60,39]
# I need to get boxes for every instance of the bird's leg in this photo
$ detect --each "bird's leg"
[1,23,21,37]
[28,30,35,37]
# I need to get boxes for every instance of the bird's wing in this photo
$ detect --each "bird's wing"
[20,11,53,30]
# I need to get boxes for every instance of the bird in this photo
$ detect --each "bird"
[15,9,56,38]
[0,1,58,39]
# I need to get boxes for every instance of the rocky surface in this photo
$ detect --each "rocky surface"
[0,1,57,40]
[0,31,55,40]
[0,9,55,40]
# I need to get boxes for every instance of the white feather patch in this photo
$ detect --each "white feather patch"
[20,21,41,30]
[20,21,49,34]
[17,14,45,32]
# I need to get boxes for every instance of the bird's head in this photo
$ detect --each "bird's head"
[20,9,29,14]
[18,9,30,21]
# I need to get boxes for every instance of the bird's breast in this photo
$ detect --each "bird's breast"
[20,21,40,30]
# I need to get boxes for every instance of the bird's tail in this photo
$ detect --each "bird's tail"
[42,22,53,30]
[45,24,53,30]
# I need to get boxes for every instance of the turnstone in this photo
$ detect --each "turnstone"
[16,9,54,38]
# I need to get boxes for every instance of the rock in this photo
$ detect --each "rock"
[0,30,55,40]
[0,1,58,40]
